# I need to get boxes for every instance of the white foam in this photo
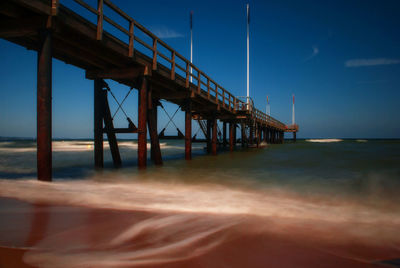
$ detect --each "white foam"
[306,139,343,143]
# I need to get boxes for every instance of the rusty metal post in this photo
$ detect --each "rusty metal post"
[223,121,227,147]
[37,29,52,181]
[94,79,104,169]
[138,76,148,169]
[293,132,296,142]
[185,99,192,160]
[206,119,211,154]
[212,117,217,155]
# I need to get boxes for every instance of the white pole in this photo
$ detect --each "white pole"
[246,4,250,105]
[292,94,295,125]
[190,11,193,83]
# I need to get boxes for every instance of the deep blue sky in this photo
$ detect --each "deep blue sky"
[1,0,400,139]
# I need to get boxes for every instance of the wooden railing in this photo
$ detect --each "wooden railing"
[59,0,286,129]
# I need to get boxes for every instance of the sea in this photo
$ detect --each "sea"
[0,138,399,267]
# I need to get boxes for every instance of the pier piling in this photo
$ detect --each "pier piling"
[184,100,192,160]
[37,29,52,182]
[138,76,148,169]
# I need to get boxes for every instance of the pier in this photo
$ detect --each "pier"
[0,0,299,181]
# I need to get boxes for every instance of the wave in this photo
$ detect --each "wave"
[306,139,343,143]
[0,141,192,153]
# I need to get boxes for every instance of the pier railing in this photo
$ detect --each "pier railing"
[57,0,285,128]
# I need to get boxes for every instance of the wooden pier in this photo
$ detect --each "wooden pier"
[0,0,299,181]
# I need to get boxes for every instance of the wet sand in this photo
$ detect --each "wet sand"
[1,197,399,268]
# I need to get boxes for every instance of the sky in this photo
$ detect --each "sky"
[1,0,400,139]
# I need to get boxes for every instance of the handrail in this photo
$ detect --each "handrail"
[64,0,288,130]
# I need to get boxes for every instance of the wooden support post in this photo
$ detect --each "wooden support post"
[96,0,103,40]
[138,76,148,169]
[263,128,267,142]
[229,122,234,152]
[233,123,237,146]
[223,121,227,147]
[249,124,254,145]
[293,132,296,142]
[241,123,246,147]
[103,90,122,168]
[37,29,52,182]
[94,79,104,169]
[271,129,274,144]
[257,125,261,148]
[206,119,211,154]
[185,99,192,160]
[147,95,162,165]
[212,117,217,155]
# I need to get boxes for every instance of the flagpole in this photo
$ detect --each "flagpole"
[246,4,250,105]
[190,11,193,83]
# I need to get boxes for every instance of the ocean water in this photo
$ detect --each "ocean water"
[0,139,400,267]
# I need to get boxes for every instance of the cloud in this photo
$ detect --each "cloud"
[304,46,319,61]
[345,58,400,67]
[152,26,184,39]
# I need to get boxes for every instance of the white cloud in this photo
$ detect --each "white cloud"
[152,26,184,39]
[304,45,319,61]
[345,58,400,67]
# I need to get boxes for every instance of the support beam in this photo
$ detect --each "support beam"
[223,122,227,147]
[184,100,192,160]
[103,90,122,168]
[233,123,237,146]
[94,79,104,169]
[229,122,234,152]
[138,76,148,169]
[37,29,52,182]
[241,123,246,147]
[147,95,162,165]
[263,128,267,142]
[212,117,217,155]
[206,119,211,154]
[249,124,254,145]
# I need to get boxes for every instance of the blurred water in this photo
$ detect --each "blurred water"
[0,139,399,267]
